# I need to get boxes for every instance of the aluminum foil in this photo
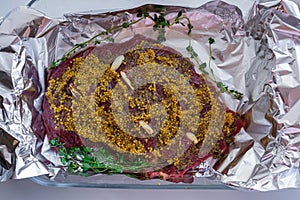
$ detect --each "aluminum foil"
[1,0,300,191]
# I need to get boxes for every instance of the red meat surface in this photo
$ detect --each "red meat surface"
[41,35,244,183]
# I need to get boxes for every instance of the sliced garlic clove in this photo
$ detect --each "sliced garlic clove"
[186,132,198,144]
[120,71,134,90]
[139,120,154,135]
[110,55,124,71]
[69,83,82,99]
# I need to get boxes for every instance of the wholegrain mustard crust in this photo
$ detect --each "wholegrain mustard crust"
[42,35,243,181]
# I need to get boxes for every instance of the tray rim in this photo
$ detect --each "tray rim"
[30,175,233,190]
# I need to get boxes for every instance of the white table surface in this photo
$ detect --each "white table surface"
[1,178,300,200]
[1,0,300,199]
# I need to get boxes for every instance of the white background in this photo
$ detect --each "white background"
[1,0,300,199]
[2,178,300,200]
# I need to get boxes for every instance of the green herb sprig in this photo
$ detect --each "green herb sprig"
[49,137,117,174]
[185,37,243,100]
[50,9,196,68]
[50,8,243,99]
[148,10,193,42]
[49,137,151,175]
[216,81,243,100]
[207,38,243,100]
[50,17,146,68]
[48,9,244,175]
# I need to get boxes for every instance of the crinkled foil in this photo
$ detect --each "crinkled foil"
[1,0,300,191]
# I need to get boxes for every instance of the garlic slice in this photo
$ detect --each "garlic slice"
[110,55,124,71]
[69,83,82,99]
[186,132,198,144]
[120,71,134,90]
[139,121,154,135]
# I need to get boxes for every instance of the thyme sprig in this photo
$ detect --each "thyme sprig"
[50,8,243,99]
[49,137,151,175]
[186,37,243,100]
[50,9,195,68]
[149,11,193,42]
[207,38,243,100]
[50,137,118,174]
[50,17,146,68]
[48,9,244,175]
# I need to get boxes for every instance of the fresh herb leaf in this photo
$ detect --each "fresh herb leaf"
[208,37,215,44]
[137,9,143,17]
[199,63,207,69]
[49,137,58,146]
[186,45,198,58]
[49,137,152,175]
[94,40,101,45]
[177,11,183,18]
[122,22,130,28]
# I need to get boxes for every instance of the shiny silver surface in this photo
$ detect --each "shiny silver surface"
[1,0,300,191]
